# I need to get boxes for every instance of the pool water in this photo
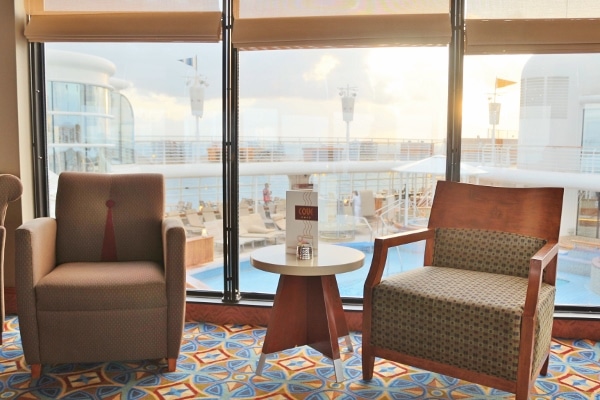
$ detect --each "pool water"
[190,242,600,305]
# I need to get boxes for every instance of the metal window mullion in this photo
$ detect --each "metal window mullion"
[29,42,50,218]
[446,0,465,182]
[222,0,241,303]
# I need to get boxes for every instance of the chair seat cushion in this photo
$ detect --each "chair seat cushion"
[36,261,167,312]
[371,266,555,382]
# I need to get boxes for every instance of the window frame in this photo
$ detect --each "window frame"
[26,0,600,317]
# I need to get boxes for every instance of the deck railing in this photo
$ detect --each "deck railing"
[129,136,600,175]
[49,135,600,175]
[132,137,444,165]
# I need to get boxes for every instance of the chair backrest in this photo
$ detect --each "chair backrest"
[428,181,563,240]
[359,190,375,217]
[256,203,269,220]
[202,210,217,221]
[55,172,165,265]
[432,227,548,277]
[0,174,23,226]
[186,212,204,227]
[240,213,267,231]
[427,181,564,277]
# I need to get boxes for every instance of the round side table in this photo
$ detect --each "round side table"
[250,244,365,382]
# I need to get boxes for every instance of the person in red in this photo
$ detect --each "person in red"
[263,182,272,204]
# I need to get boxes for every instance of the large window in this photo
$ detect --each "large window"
[44,42,223,196]
[28,0,600,313]
[462,54,600,307]
[41,43,450,298]
[236,47,448,297]
[43,42,225,294]
[462,0,600,309]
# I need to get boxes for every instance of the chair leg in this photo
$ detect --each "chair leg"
[515,378,532,400]
[540,354,550,376]
[362,346,375,381]
[515,386,530,400]
[167,358,177,372]
[30,364,41,379]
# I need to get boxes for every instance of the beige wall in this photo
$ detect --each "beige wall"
[1,0,34,288]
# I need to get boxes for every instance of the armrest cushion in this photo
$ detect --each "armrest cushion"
[15,217,57,363]
[16,217,58,284]
[162,217,187,357]
[162,217,186,281]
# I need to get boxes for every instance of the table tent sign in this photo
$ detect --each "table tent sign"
[286,190,318,256]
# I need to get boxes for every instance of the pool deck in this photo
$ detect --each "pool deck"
[187,230,600,307]
[560,235,600,250]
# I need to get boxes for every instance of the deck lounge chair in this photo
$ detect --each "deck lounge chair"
[204,219,262,251]
[272,214,286,231]
[202,210,217,222]
[239,213,285,244]
[176,213,204,236]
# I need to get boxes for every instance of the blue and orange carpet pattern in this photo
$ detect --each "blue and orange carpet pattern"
[1,316,600,399]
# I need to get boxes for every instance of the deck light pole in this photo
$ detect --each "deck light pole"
[339,85,357,162]
[180,55,208,139]
[489,77,516,165]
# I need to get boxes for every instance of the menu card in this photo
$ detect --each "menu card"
[286,190,318,255]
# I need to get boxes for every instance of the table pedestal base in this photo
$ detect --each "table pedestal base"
[255,274,353,382]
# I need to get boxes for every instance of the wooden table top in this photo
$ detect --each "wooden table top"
[250,244,365,276]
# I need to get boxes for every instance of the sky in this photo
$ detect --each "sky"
[47,43,530,142]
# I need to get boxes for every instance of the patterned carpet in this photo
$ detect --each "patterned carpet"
[1,315,600,399]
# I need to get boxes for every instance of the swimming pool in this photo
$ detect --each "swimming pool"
[189,242,600,305]
[191,241,425,297]
[558,247,599,276]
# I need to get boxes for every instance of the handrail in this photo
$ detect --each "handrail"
[125,137,600,175]
[52,134,600,176]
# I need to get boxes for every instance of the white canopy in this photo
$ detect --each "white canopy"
[392,155,487,176]
[390,155,486,227]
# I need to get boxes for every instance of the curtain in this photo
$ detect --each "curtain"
[232,0,451,50]
[23,0,222,42]
[465,0,600,54]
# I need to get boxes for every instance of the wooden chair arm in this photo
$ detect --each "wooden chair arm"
[523,241,559,319]
[518,241,559,386]
[364,228,434,291]
[531,241,559,277]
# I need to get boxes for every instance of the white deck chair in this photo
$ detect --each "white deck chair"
[179,214,204,236]
[256,204,275,227]
[238,202,250,216]
[239,213,285,244]
[273,215,286,231]
[203,219,260,252]
[186,213,205,228]
[202,210,217,222]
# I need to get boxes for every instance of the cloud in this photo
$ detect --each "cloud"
[303,55,340,82]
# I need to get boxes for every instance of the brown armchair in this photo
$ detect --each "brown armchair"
[15,172,186,378]
[362,181,564,400]
[0,174,23,344]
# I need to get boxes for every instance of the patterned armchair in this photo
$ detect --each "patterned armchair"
[15,172,186,378]
[0,174,23,345]
[362,181,564,400]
